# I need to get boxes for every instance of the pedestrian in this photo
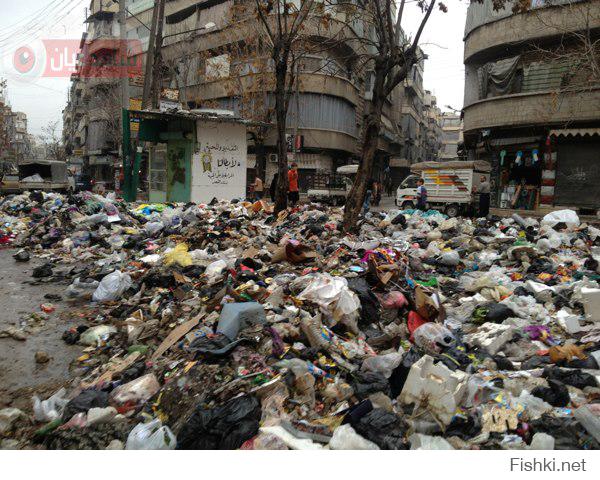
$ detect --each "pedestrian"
[363,178,374,215]
[416,178,427,211]
[288,162,299,207]
[386,178,394,197]
[252,171,264,201]
[269,172,278,202]
[478,175,491,218]
[375,181,382,206]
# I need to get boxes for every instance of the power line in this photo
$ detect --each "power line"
[0,0,64,37]
[0,0,85,52]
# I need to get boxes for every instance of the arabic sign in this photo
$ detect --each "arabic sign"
[6,39,143,80]
[191,120,247,204]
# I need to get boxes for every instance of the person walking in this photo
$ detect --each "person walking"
[287,162,300,207]
[478,175,491,218]
[363,178,374,215]
[269,172,278,202]
[252,172,264,201]
[416,178,427,211]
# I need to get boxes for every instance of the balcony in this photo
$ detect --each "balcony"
[463,87,600,133]
[464,0,600,63]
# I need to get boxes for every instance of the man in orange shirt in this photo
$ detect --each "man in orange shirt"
[287,162,299,207]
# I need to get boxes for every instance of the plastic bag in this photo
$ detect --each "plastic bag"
[144,221,164,235]
[110,373,160,407]
[92,270,132,302]
[381,291,408,309]
[438,250,460,267]
[163,243,192,267]
[541,209,580,228]
[412,323,455,353]
[126,419,176,450]
[361,352,404,379]
[329,424,379,450]
[33,388,69,422]
[79,325,117,346]
[204,259,228,279]
[65,278,100,299]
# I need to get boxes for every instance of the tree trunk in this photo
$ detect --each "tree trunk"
[274,58,289,213]
[255,134,267,181]
[343,74,386,232]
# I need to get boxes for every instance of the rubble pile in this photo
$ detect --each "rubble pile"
[1,190,600,450]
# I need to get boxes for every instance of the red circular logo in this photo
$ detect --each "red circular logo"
[14,46,36,74]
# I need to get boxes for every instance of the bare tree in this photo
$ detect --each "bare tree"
[529,0,600,94]
[40,120,66,162]
[254,0,317,212]
[339,0,438,231]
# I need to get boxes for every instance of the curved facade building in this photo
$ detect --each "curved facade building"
[463,0,600,212]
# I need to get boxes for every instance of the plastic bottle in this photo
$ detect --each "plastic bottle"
[573,406,600,443]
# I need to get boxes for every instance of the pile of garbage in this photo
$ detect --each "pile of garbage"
[1,190,600,450]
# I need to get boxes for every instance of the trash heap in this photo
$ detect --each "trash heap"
[1,190,600,450]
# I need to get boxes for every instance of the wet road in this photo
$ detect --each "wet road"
[0,248,81,400]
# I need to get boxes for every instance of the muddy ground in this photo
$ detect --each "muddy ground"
[0,248,83,409]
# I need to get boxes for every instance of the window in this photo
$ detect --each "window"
[402,175,420,188]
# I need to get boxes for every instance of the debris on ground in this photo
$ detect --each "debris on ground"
[0,190,599,450]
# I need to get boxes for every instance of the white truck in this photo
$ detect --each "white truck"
[396,160,491,217]
[307,164,358,205]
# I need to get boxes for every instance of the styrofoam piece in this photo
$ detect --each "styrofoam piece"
[399,354,468,426]
[581,287,600,322]
[464,323,515,355]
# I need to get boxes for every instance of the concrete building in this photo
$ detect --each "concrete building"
[423,90,443,162]
[63,0,122,189]
[63,0,438,193]
[439,112,463,161]
[463,0,600,213]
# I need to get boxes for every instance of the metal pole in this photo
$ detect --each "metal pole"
[141,1,160,109]
[119,0,130,198]
[150,0,166,109]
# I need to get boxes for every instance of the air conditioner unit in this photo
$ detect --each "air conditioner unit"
[269,153,278,163]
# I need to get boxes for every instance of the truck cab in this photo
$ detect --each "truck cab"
[395,174,421,209]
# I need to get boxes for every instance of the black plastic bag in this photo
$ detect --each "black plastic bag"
[531,379,570,407]
[349,371,390,399]
[485,303,514,323]
[62,390,109,421]
[391,213,407,227]
[32,263,53,278]
[177,395,261,449]
[542,366,597,390]
[388,348,422,398]
[350,408,408,449]
[530,414,600,450]
[347,277,380,327]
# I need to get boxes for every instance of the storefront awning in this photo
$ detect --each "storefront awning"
[549,128,600,138]
[489,136,540,146]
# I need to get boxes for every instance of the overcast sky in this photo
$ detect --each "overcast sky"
[0,0,467,137]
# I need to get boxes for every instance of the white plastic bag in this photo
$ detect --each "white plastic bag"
[80,325,117,346]
[66,278,100,299]
[329,424,379,450]
[542,209,580,228]
[110,373,160,406]
[204,259,228,279]
[126,419,176,450]
[361,352,404,378]
[92,270,132,302]
[33,388,69,422]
